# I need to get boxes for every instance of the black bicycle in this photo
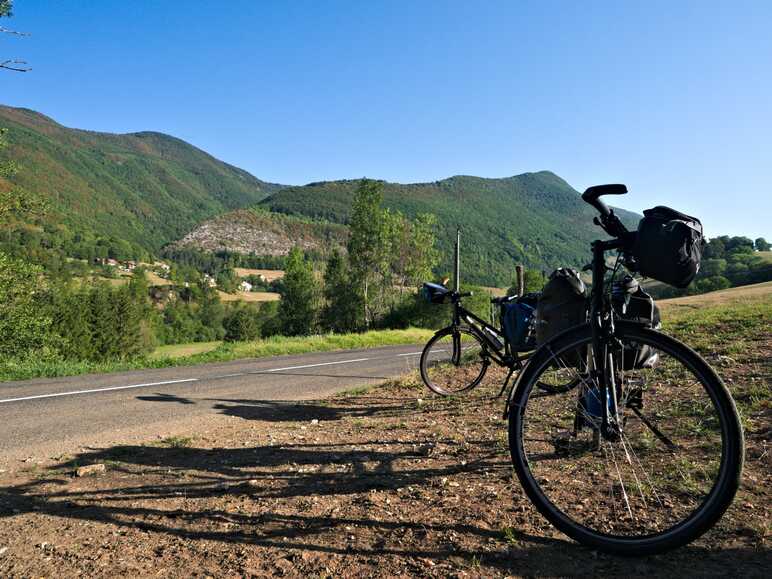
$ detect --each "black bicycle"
[506,185,744,555]
[419,231,581,397]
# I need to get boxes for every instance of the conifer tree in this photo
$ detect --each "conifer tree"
[278,247,320,336]
[321,249,360,333]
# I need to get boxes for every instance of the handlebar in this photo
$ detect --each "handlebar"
[582,184,631,239]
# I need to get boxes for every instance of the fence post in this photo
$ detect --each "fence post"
[515,265,524,297]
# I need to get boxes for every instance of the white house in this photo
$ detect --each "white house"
[239,280,253,292]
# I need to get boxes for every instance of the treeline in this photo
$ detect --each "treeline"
[647,235,772,299]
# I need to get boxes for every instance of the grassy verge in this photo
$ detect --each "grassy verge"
[0,328,435,383]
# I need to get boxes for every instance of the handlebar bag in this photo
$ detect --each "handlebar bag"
[501,300,537,352]
[633,206,704,288]
[421,282,450,304]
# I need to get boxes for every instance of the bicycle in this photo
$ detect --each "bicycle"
[505,184,744,555]
[418,284,531,396]
[419,237,582,397]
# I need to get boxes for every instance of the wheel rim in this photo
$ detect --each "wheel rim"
[422,329,487,395]
[515,330,733,541]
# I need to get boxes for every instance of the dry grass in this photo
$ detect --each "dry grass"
[217,290,281,302]
[233,268,285,281]
[659,280,772,311]
[149,341,222,360]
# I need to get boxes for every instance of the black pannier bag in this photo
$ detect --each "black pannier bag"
[611,276,661,369]
[500,293,539,352]
[633,206,704,288]
[535,268,588,366]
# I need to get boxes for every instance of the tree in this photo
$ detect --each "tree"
[1,1,30,72]
[223,305,261,342]
[755,237,771,252]
[726,236,754,254]
[0,252,53,357]
[347,179,385,328]
[278,247,319,336]
[321,250,360,333]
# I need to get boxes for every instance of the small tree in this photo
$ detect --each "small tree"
[0,252,52,357]
[348,179,385,328]
[278,247,319,336]
[223,305,260,342]
[321,249,360,333]
[755,237,771,252]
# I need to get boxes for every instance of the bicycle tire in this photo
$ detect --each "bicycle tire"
[508,321,744,556]
[420,326,489,396]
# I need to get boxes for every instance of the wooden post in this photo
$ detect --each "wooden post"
[515,265,524,297]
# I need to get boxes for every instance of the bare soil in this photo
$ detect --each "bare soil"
[0,329,769,577]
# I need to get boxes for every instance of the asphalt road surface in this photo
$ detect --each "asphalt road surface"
[0,344,425,465]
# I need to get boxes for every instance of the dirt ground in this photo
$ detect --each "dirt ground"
[1,284,770,577]
[0,345,769,578]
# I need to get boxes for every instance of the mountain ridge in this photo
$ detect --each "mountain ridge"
[0,104,285,255]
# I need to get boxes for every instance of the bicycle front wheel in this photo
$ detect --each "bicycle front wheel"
[508,322,743,555]
[420,326,489,396]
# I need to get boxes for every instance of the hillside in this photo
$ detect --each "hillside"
[0,105,284,254]
[172,208,348,256]
[257,173,641,285]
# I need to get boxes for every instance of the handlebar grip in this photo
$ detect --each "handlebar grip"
[582,184,627,218]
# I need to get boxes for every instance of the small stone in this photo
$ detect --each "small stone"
[310,419,319,425]
[76,463,106,477]
[0,546,8,556]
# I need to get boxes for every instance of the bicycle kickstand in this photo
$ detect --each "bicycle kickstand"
[497,366,515,398]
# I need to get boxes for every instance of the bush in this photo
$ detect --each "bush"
[223,305,261,342]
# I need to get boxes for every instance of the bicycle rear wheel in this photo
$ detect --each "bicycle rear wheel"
[508,322,743,555]
[420,326,489,396]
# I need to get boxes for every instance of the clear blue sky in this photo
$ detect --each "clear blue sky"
[2,0,770,239]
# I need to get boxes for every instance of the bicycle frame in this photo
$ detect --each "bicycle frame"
[589,238,626,439]
[450,298,531,371]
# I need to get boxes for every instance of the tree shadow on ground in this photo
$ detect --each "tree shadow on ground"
[1,432,767,577]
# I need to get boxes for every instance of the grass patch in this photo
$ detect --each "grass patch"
[149,341,222,360]
[0,328,434,383]
[158,436,194,448]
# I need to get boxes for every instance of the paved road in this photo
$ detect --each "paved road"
[0,344,425,465]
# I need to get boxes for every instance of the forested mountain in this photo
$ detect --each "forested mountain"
[258,173,641,285]
[1,105,642,286]
[0,105,283,255]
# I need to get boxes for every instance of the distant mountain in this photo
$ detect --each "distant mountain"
[257,173,641,285]
[0,105,284,253]
[1,105,642,286]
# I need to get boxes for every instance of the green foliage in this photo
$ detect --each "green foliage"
[382,285,493,330]
[0,251,53,357]
[278,247,320,336]
[321,250,361,333]
[223,305,261,342]
[755,237,770,252]
[507,268,546,296]
[0,1,12,18]
[47,277,157,361]
[647,234,772,299]
[347,179,385,327]
[261,172,641,287]
[0,106,284,256]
